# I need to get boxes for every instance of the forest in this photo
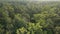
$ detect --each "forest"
[0,1,60,34]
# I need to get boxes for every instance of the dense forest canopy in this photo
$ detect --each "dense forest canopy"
[0,1,60,34]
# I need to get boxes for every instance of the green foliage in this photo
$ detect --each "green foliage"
[0,1,60,34]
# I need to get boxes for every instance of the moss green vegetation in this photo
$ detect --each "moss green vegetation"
[0,1,60,34]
